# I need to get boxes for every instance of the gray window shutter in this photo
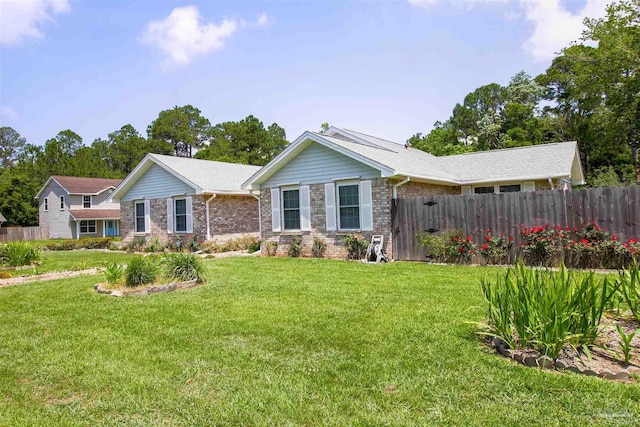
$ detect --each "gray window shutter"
[523,181,536,192]
[185,196,193,233]
[325,183,336,231]
[462,186,472,195]
[167,198,174,233]
[270,188,281,232]
[300,185,311,231]
[144,200,151,233]
[359,180,373,231]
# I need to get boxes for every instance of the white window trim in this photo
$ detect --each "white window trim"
[44,198,48,212]
[134,201,147,234]
[82,195,92,209]
[60,195,65,210]
[79,220,96,234]
[174,197,188,233]
[336,180,361,231]
[281,185,301,232]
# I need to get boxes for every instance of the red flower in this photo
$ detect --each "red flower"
[458,247,464,253]
[630,238,639,244]
[581,239,589,244]
[481,243,489,251]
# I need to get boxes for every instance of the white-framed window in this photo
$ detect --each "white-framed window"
[82,195,92,209]
[135,201,148,233]
[499,184,521,193]
[270,186,310,233]
[324,180,373,232]
[474,186,495,194]
[174,198,187,233]
[166,196,192,234]
[60,195,65,210]
[44,198,48,211]
[79,220,96,234]
[282,188,301,230]
[337,182,360,230]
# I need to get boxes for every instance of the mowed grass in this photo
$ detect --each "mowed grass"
[1,250,136,276]
[1,258,639,426]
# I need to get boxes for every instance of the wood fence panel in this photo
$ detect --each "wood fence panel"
[392,187,640,261]
[0,226,49,242]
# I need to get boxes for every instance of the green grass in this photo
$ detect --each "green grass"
[1,250,137,276]
[0,258,639,425]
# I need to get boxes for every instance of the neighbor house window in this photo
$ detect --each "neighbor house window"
[79,220,96,233]
[474,186,494,194]
[60,196,65,210]
[174,198,187,233]
[135,201,146,233]
[338,183,360,230]
[282,188,301,230]
[499,184,521,193]
[83,195,91,208]
[44,198,48,211]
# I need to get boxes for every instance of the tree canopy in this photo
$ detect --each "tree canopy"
[147,105,211,158]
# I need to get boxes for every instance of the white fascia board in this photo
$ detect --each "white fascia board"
[393,172,459,186]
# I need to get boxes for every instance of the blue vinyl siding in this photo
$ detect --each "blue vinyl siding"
[120,164,195,201]
[262,143,380,188]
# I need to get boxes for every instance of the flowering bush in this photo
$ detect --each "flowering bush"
[480,230,513,265]
[519,224,565,266]
[311,237,327,258]
[166,235,202,253]
[417,229,476,264]
[342,233,369,260]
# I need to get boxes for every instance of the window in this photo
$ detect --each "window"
[499,184,521,193]
[174,199,187,233]
[135,201,146,233]
[44,198,48,211]
[79,220,96,234]
[282,189,301,230]
[83,195,91,208]
[60,196,65,210]
[338,184,360,230]
[474,186,495,194]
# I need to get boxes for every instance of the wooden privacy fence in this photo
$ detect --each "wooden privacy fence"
[0,226,49,242]
[391,187,640,261]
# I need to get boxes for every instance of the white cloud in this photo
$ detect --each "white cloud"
[0,0,71,46]
[256,12,268,27]
[520,0,609,62]
[140,6,242,66]
[0,106,19,121]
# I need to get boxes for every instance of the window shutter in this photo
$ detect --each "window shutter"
[185,196,193,233]
[359,180,373,231]
[523,181,536,192]
[462,186,472,195]
[325,183,336,231]
[299,185,311,231]
[144,200,151,233]
[167,198,174,233]
[270,188,281,232]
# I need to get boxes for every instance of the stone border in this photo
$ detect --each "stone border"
[490,337,640,381]
[94,279,200,297]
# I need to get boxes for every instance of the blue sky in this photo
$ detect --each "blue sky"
[0,0,609,147]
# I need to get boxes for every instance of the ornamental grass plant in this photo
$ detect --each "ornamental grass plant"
[0,242,41,267]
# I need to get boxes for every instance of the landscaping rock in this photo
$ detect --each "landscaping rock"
[567,365,582,374]
[555,359,569,370]
[524,356,538,367]
[598,369,614,379]
[610,371,629,380]
[513,353,523,364]
[582,368,598,377]
[537,356,555,369]
[111,290,123,297]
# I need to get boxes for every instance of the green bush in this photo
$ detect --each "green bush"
[481,263,618,359]
[311,237,327,258]
[265,241,278,256]
[417,229,476,264]
[125,256,158,287]
[163,253,205,282]
[287,236,303,257]
[342,233,368,260]
[103,262,124,284]
[144,237,165,253]
[126,237,146,253]
[0,242,41,267]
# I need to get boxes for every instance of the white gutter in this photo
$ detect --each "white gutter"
[392,177,410,199]
[250,191,261,237]
[205,194,217,240]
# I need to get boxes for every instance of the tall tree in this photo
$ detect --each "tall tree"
[195,115,288,165]
[147,105,211,158]
[0,127,26,168]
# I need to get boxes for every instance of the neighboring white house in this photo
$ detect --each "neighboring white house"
[0,212,5,227]
[242,127,585,258]
[36,176,123,239]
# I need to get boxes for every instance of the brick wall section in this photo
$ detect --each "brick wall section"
[260,178,459,259]
[121,195,258,243]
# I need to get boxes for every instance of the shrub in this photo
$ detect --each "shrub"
[0,242,41,267]
[144,237,165,253]
[163,253,205,282]
[103,262,124,284]
[481,263,618,359]
[61,240,78,251]
[265,241,278,256]
[342,233,368,260]
[248,239,262,253]
[126,237,146,253]
[201,235,261,253]
[311,237,327,258]
[184,235,201,252]
[80,237,113,249]
[287,236,303,257]
[519,225,564,266]
[479,230,513,265]
[417,229,476,264]
[125,256,158,287]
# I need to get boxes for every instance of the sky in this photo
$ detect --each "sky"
[0,0,611,148]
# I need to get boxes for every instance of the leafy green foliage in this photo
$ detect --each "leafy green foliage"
[44,237,114,251]
[103,262,124,284]
[125,256,158,287]
[481,263,618,359]
[417,229,477,264]
[311,237,327,258]
[163,253,205,282]
[616,324,638,364]
[0,126,26,168]
[147,105,211,158]
[342,233,369,260]
[287,236,303,257]
[479,231,513,264]
[0,242,41,267]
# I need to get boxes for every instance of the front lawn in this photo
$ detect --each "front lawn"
[1,250,136,276]
[0,258,639,425]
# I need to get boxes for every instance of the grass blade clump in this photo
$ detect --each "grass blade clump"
[481,263,618,359]
[163,253,205,283]
[0,242,41,267]
[619,264,640,320]
[125,256,158,287]
[103,261,124,284]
